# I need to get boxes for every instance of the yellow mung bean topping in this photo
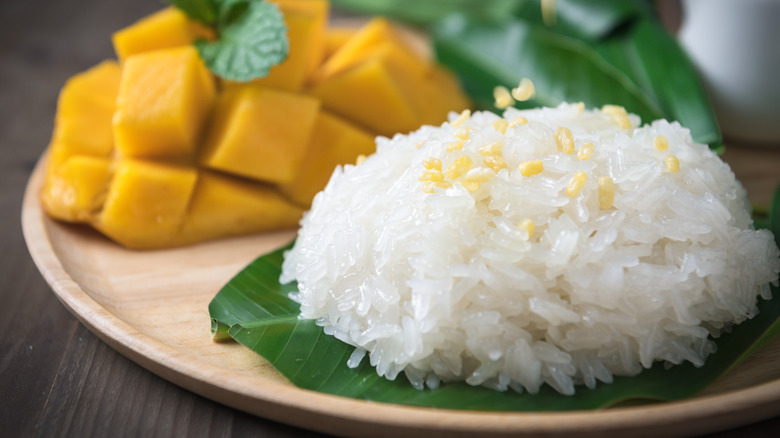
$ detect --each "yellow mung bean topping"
[555,126,575,154]
[447,140,465,152]
[598,176,615,209]
[511,78,536,101]
[493,118,509,134]
[577,142,594,160]
[479,142,503,156]
[484,155,507,172]
[509,116,528,127]
[423,157,442,171]
[566,171,587,197]
[665,155,680,173]
[418,169,445,182]
[493,85,514,109]
[518,160,544,177]
[451,109,471,127]
[654,135,669,152]
[518,218,535,239]
[446,155,473,180]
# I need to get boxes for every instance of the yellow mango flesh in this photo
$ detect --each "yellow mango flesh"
[51,61,121,161]
[279,111,375,207]
[251,0,328,91]
[113,46,216,161]
[201,85,319,184]
[179,171,303,245]
[112,7,211,62]
[323,27,357,59]
[316,18,415,81]
[42,3,471,249]
[97,160,198,249]
[310,57,420,136]
[41,156,113,222]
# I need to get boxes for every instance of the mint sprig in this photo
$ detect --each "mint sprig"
[169,0,289,82]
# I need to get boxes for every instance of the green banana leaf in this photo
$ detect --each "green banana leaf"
[208,183,780,410]
[333,0,722,151]
[432,15,665,122]
[431,14,722,151]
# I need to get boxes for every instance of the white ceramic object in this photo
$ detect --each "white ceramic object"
[679,0,780,144]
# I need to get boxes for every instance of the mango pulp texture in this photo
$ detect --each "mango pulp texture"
[40,3,471,249]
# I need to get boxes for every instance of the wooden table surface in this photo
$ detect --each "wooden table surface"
[1,0,779,436]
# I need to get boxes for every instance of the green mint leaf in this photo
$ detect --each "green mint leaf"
[167,0,219,26]
[195,0,288,82]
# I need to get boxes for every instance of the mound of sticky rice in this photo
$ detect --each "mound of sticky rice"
[281,103,780,395]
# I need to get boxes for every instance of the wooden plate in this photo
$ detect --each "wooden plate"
[22,154,780,437]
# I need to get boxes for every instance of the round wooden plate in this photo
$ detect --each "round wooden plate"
[22,154,780,437]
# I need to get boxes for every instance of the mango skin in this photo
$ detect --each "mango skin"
[200,85,320,184]
[113,46,216,161]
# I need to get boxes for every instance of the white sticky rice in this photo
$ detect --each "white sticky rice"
[281,103,780,395]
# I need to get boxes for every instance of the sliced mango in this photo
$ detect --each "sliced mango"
[200,85,319,184]
[179,171,303,245]
[41,156,113,222]
[113,46,216,161]
[41,3,472,249]
[279,111,375,207]
[96,160,198,249]
[112,7,213,62]
[323,26,357,59]
[250,0,328,91]
[310,57,419,136]
[50,61,121,161]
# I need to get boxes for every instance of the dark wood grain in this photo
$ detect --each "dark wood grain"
[0,1,778,437]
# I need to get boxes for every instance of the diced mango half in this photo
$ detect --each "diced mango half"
[113,46,216,161]
[41,155,113,222]
[96,160,198,249]
[279,111,375,207]
[250,0,328,91]
[179,171,303,245]
[41,3,472,249]
[112,7,214,62]
[200,85,319,184]
[51,60,121,161]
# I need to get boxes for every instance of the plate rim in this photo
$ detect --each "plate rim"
[21,153,780,438]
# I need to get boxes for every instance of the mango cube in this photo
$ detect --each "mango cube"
[179,171,303,245]
[316,18,424,82]
[200,85,319,184]
[310,57,419,136]
[250,0,328,91]
[112,7,212,62]
[113,46,216,161]
[97,160,198,249]
[51,60,121,161]
[323,27,357,59]
[40,156,113,222]
[279,112,375,207]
